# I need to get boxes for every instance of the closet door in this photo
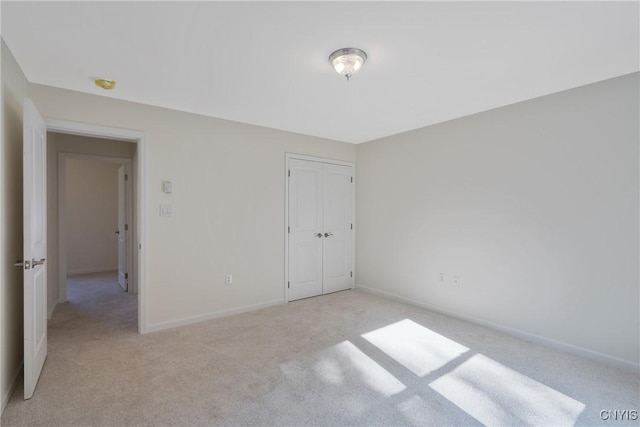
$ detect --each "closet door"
[287,157,354,301]
[288,159,324,300]
[322,163,353,294]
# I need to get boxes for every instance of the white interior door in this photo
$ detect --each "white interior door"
[117,164,127,291]
[288,158,354,301]
[288,159,323,300]
[322,163,353,293]
[23,99,48,399]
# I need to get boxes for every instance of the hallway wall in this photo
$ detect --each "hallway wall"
[65,159,120,275]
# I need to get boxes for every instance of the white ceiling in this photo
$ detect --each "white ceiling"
[2,1,638,144]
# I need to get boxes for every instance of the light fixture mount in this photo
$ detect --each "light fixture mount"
[329,48,367,81]
[94,78,116,90]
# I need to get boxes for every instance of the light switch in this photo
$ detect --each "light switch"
[159,204,174,217]
[162,181,173,194]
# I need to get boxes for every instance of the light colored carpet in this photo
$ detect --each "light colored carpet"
[2,272,638,426]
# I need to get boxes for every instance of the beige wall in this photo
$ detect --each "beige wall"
[65,159,120,274]
[30,83,356,330]
[1,40,27,413]
[356,73,639,367]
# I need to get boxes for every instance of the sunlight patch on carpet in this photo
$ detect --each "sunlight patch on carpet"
[333,341,406,396]
[314,357,344,385]
[362,319,469,377]
[429,354,585,426]
[396,395,442,425]
[315,341,407,396]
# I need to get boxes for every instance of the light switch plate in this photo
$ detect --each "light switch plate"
[162,181,173,194]
[159,204,174,217]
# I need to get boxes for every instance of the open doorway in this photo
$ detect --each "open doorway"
[61,156,133,292]
[46,131,140,330]
[62,156,132,298]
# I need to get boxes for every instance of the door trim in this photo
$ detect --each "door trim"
[46,119,148,334]
[284,153,356,302]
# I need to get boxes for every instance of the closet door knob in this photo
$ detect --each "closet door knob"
[324,232,333,237]
[315,233,323,238]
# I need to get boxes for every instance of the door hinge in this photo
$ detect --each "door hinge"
[350,271,353,278]
[125,273,129,279]
[351,176,353,183]
[125,224,129,231]
[125,174,129,181]
[288,170,291,177]
[350,223,353,230]
[288,281,290,289]
[288,226,290,233]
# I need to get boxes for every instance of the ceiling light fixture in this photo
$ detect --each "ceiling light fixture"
[329,48,367,81]
[94,78,116,90]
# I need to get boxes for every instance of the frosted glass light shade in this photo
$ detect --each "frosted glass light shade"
[329,48,367,80]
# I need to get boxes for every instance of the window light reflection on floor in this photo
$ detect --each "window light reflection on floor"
[314,357,344,385]
[315,341,406,397]
[396,394,452,425]
[429,354,585,425]
[362,319,469,376]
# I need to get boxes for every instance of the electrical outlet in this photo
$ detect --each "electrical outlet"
[453,276,461,285]
[225,274,232,285]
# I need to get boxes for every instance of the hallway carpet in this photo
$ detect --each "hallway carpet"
[2,272,638,426]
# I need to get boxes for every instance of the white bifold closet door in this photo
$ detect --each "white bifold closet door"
[288,158,353,301]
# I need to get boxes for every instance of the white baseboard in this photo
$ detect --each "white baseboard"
[145,298,286,334]
[1,362,22,415]
[67,267,117,276]
[47,301,57,320]
[355,283,639,372]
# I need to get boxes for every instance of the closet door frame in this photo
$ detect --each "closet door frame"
[285,153,355,302]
